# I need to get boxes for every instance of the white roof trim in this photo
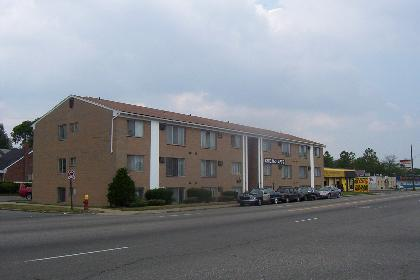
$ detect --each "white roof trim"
[118,111,324,147]
[32,95,117,129]
[3,155,24,170]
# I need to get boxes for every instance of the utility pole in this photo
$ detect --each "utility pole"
[411,145,415,191]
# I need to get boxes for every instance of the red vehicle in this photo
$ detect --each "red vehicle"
[19,183,32,200]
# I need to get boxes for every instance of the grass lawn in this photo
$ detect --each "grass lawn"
[0,203,101,214]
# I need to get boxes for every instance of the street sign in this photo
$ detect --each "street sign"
[67,170,76,181]
[264,158,285,165]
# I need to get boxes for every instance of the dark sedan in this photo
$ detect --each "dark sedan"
[276,187,300,203]
[297,186,320,201]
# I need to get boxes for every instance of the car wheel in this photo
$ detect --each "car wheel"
[296,197,300,202]
[328,193,331,199]
[240,203,244,207]
[304,196,308,201]
[274,198,279,204]
[257,199,262,206]
[26,193,32,200]
[285,197,290,203]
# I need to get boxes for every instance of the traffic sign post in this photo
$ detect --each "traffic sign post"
[67,170,76,210]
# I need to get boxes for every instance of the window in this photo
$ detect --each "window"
[57,187,66,202]
[299,166,308,179]
[262,140,271,152]
[282,165,292,179]
[58,158,66,173]
[299,145,308,156]
[58,124,67,140]
[282,143,291,156]
[69,157,76,167]
[263,163,272,176]
[231,135,242,149]
[314,147,321,157]
[70,122,79,133]
[201,160,216,177]
[201,130,216,149]
[166,126,185,145]
[232,162,242,176]
[127,120,144,137]
[315,167,321,177]
[166,158,185,177]
[127,155,144,171]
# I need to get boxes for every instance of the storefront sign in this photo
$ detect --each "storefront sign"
[354,177,369,192]
[264,158,285,165]
[324,168,346,178]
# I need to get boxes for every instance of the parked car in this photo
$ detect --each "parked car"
[276,187,300,203]
[297,186,320,201]
[18,183,32,200]
[318,186,341,199]
[238,188,277,206]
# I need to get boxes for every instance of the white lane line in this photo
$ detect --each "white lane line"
[295,220,300,223]
[158,216,165,218]
[183,213,192,216]
[313,217,318,220]
[306,218,312,221]
[24,247,129,263]
[169,214,179,217]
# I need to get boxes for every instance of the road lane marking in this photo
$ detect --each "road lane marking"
[24,247,129,263]
[295,217,318,223]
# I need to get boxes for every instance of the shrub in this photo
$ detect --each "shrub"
[145,188,173,204]
[146,199,166,206]
[129,197,147,208]
[221,191,238,199]
[186,188,213,203]
[0,182,19,194]
[183,197,200,204]
[107,168,136,207]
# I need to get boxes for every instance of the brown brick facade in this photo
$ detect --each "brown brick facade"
[33,96,325,206]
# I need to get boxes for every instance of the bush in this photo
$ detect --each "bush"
[0,182,19,194]
[146,199,166,206]
[186,188,213,203]
[129,197,147,208]
[221,191,238,198]
[183,197,200,204]
[145,188,173,204]
[107,168,136,207]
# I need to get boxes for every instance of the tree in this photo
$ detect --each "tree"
[324,151,335,167]
[335,150,356,169]
[0,124,12,149]
[354,148,381,175]
[107,168,136,207]
[11,120,34,148]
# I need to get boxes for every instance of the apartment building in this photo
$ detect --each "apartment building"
[32,96,324,206]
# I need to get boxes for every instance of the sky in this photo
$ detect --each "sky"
[0,0,419,166]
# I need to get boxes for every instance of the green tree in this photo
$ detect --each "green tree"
[0,124,12,149]
[107,168,136,207]
[354,148,381,175]
[335,150,356,169]
[324,151,335,167]
[11,120,34,148]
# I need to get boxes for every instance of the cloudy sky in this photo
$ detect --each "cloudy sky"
[1,0,419,165]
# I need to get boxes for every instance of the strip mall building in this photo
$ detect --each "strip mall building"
[32,96,325,206]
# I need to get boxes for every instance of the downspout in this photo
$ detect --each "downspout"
[110,111,120,153]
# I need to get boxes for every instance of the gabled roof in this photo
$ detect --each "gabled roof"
[77,96,323,146]
[0,148,25,171]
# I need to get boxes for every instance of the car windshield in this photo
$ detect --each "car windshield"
[249,189,261,195]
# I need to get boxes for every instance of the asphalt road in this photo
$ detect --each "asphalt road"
[1,192,420,280]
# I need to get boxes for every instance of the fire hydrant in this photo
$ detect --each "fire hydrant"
[83,194,89,211]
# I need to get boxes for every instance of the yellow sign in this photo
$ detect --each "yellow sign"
[354,177,369,192]
[324,168,346,178]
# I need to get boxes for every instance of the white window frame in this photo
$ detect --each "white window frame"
[69,157,76,167]
[232,162,242,176]
[282,143,291,156]
[127,120,144,137]
[299,166,308,179]
[231,135,242,149]
[201,130,216,149]
[166,125,185,146]
[58,124,67,140]
[201,160,217,177]
[166,158,185,177]
[314,147,321,157]
[282,165,292,179]
[127,155,144,172]
[262,140,271,152]
[315,167,321,177]
[263,163,272,176]
[58,158,66,174]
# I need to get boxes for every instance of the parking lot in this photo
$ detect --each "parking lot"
[1,191,420,280]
